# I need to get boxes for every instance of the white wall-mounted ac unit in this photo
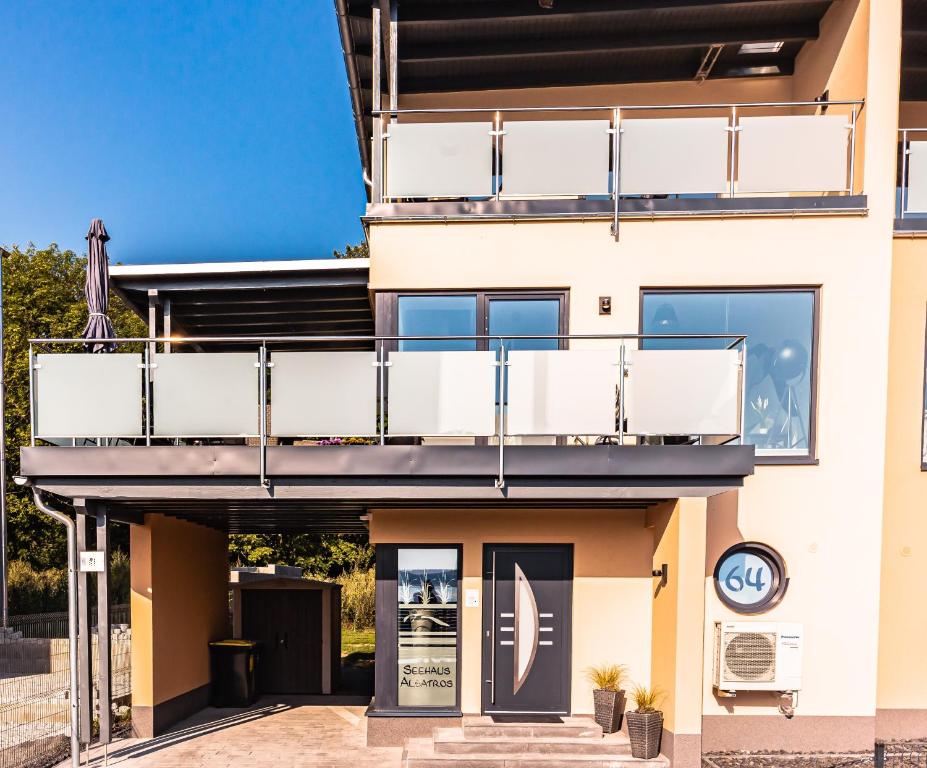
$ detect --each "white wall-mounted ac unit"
[713,621,803,693]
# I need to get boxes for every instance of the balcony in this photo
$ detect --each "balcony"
[896,127,927,232]
[19,334,755,523]
[366,100,866,231]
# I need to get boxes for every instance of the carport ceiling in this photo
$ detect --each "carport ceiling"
[109,498,664,534]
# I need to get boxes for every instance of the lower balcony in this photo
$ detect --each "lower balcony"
[19,333,755,520]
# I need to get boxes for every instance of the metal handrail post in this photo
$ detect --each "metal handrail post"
[612,107,621,241]
[728,105,738,198]
[903,129,909,216]
[31,490,79,768]
[259,344,268,487]
[493,111,503,201]
[618,343,626,444]
[28,344,35,446]
[378,339,386,446]
[143,345,152,446]
[495,342,506,489]
[739,340,748,446]
[848,106,857,194]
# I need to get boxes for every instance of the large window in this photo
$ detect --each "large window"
[397,295,478,351]
[641,289,817,460]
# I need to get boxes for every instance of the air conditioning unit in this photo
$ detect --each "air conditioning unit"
[713,621,803,693]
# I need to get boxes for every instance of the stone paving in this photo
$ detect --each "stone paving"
[58,696,403,768]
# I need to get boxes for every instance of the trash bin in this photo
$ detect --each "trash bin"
[209,640,261,707]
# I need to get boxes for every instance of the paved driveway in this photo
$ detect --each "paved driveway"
[61,697,402,768]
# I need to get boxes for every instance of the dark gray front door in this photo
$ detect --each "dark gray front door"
[482,545,573,715]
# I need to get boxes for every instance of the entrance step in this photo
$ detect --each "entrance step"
[402,719,669,768]
[462,716,604,739]
[434,727,632,755]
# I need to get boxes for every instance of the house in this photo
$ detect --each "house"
[17,0,927,765]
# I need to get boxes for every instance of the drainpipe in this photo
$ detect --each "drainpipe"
[31,488,80,768]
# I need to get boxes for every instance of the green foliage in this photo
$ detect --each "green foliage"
[2,245,146,569]
[341,626,375,656]
[335,567,375,630]
[584,663,628,692]
[332,242,369,259]
[109,549,130,605]
[228,533,373,578]
[630,684,664,713]
[7,560,68,614]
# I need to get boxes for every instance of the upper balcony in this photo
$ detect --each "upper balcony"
[19,333,755,523]
[365,100,865,231]
[338,0,871,232]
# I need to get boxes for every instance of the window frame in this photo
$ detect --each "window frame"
[379,290,570,349]
[372,543,464,716]
[638,285,821,465]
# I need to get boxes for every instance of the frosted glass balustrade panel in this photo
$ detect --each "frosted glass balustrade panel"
[906,141,927,212]
[35,354,143,438]
[502,120,611,197]
[620,117,729,195]
[387,351,497,436]
[737,115,849,193]
[385,122,493,199]
[153,353,259,437]
[270,352,377,437]
[625,349,740,436]
[506,350,619,436]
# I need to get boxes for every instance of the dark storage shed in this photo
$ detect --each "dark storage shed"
[230,566,341,695]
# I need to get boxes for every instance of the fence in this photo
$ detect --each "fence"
[0,605,130,768]
[876,741,927,768]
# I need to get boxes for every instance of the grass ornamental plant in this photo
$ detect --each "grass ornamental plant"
[626,685,665,759]
[585,664,628,733]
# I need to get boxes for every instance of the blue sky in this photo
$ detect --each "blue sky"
[0,1,366,264]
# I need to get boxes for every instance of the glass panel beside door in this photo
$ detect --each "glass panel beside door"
[397,548,460,708]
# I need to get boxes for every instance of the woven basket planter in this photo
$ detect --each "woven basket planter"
[626,710,663,760]
[592,689,626,734]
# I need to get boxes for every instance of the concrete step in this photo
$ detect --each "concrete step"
[403,739,668,768]
[433,728,631,756]
[461,716,603,739]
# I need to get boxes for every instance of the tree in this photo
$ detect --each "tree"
[2,244,148,569]
[228,533,373,578]
[332,242,369,259]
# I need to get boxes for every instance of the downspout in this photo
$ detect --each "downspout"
[334,0,373,187]
[31,488,80,768]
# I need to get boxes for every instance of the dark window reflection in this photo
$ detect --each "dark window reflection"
[398,295,477,351]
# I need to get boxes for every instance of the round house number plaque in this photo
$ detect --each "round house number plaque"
[713,542,788,614]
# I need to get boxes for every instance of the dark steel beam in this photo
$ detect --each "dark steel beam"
[400,25,818,63]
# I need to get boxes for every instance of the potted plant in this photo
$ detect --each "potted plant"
[584,664,627,734]
[625,685,664,759]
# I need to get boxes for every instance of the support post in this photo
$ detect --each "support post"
[611,107,621,241]
[95,503,112,752]
[74,502,93,748]
[163,297,172,354]
[146,290,159,361]
[371,5,384,204]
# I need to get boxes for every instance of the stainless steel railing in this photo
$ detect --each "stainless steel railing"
[369,99,864,235]
[898,127,927,219]
[28,333,748,487]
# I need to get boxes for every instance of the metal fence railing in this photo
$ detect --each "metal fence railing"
[876,740,927,768]
[0,606,130,768]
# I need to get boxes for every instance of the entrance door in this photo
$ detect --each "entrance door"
[241,589,323,694]
[482,545,573,715]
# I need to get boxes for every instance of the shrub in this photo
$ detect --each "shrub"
[630,684,664,713]
[584,663,628,692]
[8,560,68,615]
[334,567,375,630]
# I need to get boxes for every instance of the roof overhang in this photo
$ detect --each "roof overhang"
[21,444,755,533]
[336,0,836,176]
[110,258,372,349]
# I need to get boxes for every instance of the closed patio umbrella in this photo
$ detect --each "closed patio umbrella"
[82,218,116,353]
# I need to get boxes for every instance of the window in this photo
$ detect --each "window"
[641,289,817,460]
[397,295,477,351]
[397,548,459,708]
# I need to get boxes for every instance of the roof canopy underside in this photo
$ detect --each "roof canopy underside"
[904,0,927,101]
[110,260,373,349]
[340,0,836,165]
